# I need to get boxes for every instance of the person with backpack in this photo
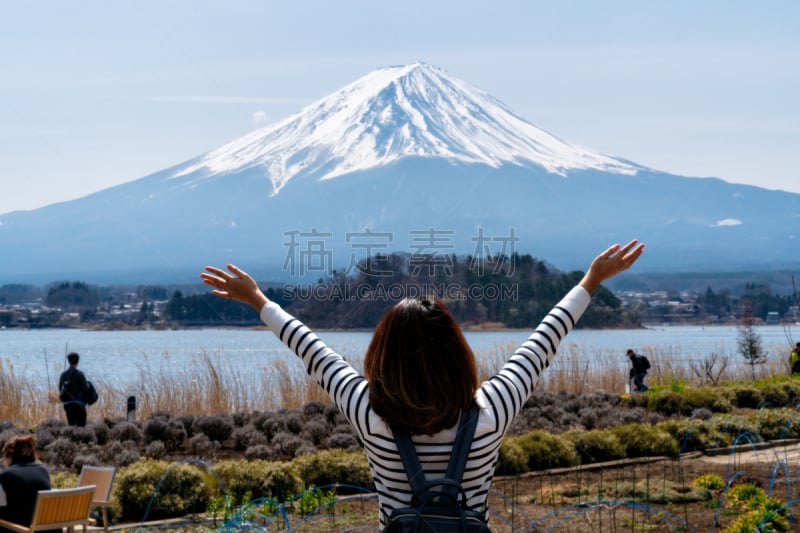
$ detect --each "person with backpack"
[627,348,650,392]
[57,352,97,426]
[201,239,644,531]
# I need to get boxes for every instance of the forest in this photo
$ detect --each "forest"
[0,253,796,329]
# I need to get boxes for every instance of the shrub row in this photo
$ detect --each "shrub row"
[646,379,800,416]
[496,423,680,475]
[0,402,359,472]
[496,407,800,475]
[510,390,665,435]
[108,449,373,521]
[5,380,799,474]
[1,387,798,476]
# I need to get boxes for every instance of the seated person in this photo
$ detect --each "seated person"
[0,434,59,533]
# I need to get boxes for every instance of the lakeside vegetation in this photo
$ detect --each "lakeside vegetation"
[2,340,800,530]
[1,342,794,427]
[3,353,800,530]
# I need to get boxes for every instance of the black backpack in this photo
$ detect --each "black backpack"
[385,403,490,533]
[85,381,99,405]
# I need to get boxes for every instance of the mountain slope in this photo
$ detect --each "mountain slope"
[171,63,639,193]
[0,63,798,285]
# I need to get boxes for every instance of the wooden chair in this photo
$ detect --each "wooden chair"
[77,465,116,533]
[0,485,95,532]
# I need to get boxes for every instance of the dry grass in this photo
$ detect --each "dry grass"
[1,350,330,427]
[476,339,791,397]
[0,359,62,424]
[1,342,790,427]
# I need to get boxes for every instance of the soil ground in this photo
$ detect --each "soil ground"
[485,441,800,532]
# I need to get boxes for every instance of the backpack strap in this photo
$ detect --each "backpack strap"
[446,402,480,484]
[60,367,76,397]
[392,402,480,505]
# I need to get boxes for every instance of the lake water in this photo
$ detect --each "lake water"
[1,324,796,392]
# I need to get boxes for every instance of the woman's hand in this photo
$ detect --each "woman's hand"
[200,264,269,311]
[579,240,645,295]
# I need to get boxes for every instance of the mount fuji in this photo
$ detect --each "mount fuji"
[1,63,798,285]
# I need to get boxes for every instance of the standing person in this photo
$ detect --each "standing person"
[0,434,59,533]
[627,348,650,392]
[58,352,89,426]
[201,239,644,530]
[791,342,800,376]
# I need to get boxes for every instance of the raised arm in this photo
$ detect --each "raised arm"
[200,264,269,311]
[480,239,645,433]
[578,239,645,294]
[200,263,370,429]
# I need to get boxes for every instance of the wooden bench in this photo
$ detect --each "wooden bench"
[78,466,116,533]
[0,485,95,532]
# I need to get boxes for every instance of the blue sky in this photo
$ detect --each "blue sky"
[1,0,798,214]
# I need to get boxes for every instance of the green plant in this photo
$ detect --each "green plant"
[206,495,231,525]
[657,419,720,453]
[213,458,302,503]
[564,429,625,464]
[684,387,732,413]
[779,379,800,403]
[647,385,732,417]
[710,415,758,447]
[49,469,79,489]
[648,391,693,416]
[759,383,791,407]
[515,429,578,470]
[617,480,711,504]
[703,499,721,509]
[752,408,800,441]
[693,473,725,491]
[293,485,337,516]
[730,385,763,408]
[293,449,374,491]
[610,423,679,458]
[721,498,789,533]
[495,437,528,475]
[207,490,274,528]
[725,482,767,511]
[115,459,212,521]
[668,377,686,393]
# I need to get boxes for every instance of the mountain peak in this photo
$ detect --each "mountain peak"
[3,64,799,284]
[173,63,640,194]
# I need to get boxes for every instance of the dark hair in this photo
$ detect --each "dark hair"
[67,352,80,365]
[627,349,635,356]
[364,296,478,435]
[2,434,37,464]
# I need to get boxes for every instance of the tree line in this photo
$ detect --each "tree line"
[163,252,640,329]
[1,255,796,329]
[695,283,796,320]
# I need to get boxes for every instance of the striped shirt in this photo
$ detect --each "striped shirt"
[259,285,591,529]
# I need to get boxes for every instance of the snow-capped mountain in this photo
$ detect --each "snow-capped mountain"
[174,63,639,195]
[0,63,798,284]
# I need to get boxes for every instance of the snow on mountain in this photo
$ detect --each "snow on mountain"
[174,63,639,194]
[1,62,798,285]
